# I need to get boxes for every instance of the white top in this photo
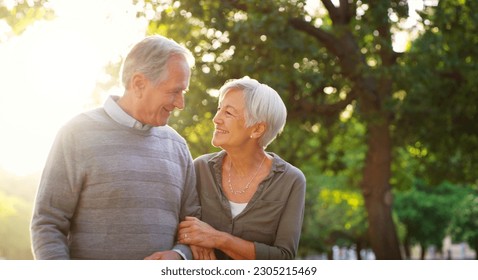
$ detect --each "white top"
[229,201,248,218]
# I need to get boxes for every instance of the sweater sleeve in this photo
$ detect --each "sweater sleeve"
[172,149,201,259]
[30,126,84,260]
[254,168,306,260]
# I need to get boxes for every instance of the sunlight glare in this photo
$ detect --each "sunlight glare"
[0,0,146,176]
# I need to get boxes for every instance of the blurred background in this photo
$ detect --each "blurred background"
[0,0,476,260]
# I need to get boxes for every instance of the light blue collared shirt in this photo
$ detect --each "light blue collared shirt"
[104,95,153,131]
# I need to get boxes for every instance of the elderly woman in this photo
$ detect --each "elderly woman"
[178,77,306,260]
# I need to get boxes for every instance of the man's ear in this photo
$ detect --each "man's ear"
[250,122,266,139]
[131,73,147,98]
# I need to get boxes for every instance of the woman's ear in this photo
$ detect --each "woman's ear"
[131,73,146,98]
[250,122,266,139]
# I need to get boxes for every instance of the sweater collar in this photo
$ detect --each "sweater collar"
[104,95,152,131]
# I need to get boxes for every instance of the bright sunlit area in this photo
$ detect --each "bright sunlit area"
[0,0,147,176]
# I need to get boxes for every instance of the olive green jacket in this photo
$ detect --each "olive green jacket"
[194,151,306,259]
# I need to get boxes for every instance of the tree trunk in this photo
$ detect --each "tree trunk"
[474,238,478,260]
[355,241,362,260]
[327,248,333,260]
[360,119,402,259]
[404,232,412,259]
[420,244,426,260]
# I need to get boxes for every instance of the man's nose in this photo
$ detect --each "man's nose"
[174,93,185,110]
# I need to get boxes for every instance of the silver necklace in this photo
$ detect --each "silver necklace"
[228,155,266,195]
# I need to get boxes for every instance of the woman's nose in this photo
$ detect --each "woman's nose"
[212,111,221,124]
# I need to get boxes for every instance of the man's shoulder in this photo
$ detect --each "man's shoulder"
[63,107,105,126]
[57,108,104,133]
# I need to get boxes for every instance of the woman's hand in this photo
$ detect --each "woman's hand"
[178,216,220,249]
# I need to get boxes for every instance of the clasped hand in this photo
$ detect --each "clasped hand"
[178,216,217,260]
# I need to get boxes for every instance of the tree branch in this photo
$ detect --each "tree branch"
[322,0,340,23]
[288,81,354,116]
[288,17,341,57]
[226,0,247,11]
[322,0,353,25]
[296,89,357,116]
[339,0,354,23]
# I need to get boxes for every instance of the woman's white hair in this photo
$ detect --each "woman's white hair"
[218,77,287,148]
[121,35,195,88]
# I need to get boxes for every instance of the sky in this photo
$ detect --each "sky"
[0,0,147,175]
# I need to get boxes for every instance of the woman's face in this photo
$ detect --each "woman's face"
[212,89,254,149]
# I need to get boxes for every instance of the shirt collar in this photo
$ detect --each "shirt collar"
[104,95,152,131]
[209,150,286,174]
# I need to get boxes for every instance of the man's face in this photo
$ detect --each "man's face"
[138,55,191,126]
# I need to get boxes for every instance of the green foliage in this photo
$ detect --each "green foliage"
[301,181,367,256]
[396,0,478,184]
[0,191,16,218]
[0,190,34,259]
[295,116,368,256]
[394,181,468,251]
[391,145,427,192]
[448,185,478,251]
[0,171,39,259]
[0,0,54,39]
[391,0,478,256]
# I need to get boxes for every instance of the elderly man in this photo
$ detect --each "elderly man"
[31,35,200,260]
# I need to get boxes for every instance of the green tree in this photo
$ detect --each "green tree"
[397,0,478,184]
[395,0,478,259]
[141,0,414,259]
[448,186,478,259]
[0,0,53,40]
[304,184,368,259]
[298,115,369,259]
[394,181,467,259]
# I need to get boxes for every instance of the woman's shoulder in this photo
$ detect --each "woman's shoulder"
[269,152,306,182]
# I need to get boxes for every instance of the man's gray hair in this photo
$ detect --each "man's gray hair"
[121,35,195,88]
[218,77,287,148]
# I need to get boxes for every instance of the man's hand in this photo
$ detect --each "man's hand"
[144,250,182,260]
[190,245,217,260]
